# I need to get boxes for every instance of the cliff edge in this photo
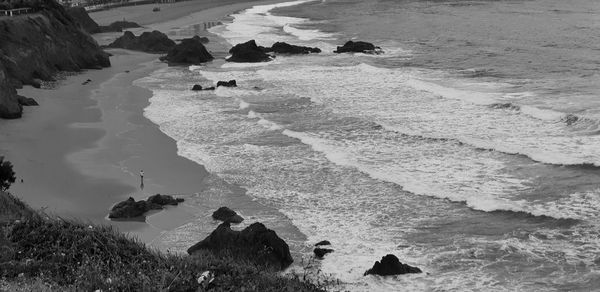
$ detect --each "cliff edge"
[0,0,110,119]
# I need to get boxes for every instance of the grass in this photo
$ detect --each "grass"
[0,192,330,291]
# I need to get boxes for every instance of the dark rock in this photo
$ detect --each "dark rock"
[562,114,579,126]
[334,40,383,54]
[227,40,272,63]
[216,80,237,87]
[66,7,102,34]
[203,86,215,91]
[364,254,422,276]
[267,42,321,54]
[192,84,203,91]
[108,197,161,219]
[108,31,176,53]
[314,248,334,258]
[196,36,210,44]
[160,36,214,65]
[212,207,244,223]
[103,20,141,32]
[315,240,331,246]
[109,194,182,219]
[17,95,38,106]
[147,194,184,206]
[187,222,293,269]
[31,79,42,89]
[490,103,520,110]
[0,66,22,119]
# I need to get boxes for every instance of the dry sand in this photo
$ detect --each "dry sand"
[0,0,306,248]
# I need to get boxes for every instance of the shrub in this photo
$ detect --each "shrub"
[0,156,16,191]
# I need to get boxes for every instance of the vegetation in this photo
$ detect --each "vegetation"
[0,156,15,192]
[0,191,331,291]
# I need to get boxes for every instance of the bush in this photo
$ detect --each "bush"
[0,156,15,191]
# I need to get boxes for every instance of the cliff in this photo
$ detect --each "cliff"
[0,0,110,119]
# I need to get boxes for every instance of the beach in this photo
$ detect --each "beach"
[0,0,302,249]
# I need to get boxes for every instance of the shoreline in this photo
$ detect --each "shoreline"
[0,0,306,251]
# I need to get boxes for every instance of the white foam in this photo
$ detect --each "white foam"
[283,23,336,41]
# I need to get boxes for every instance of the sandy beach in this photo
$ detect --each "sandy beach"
[0,0,304,249]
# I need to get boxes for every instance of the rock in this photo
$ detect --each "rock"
[364,254,422,276]
[267,42,321,54]
[334,41,383,54]
[192,84,203,91]
[108,197,161,219]
[108,31,176,53]
[314,248,334,258]
[160,36,214,65]
[315,240,331,246]
[17,95,38,106]
[212,207,244,223]
[109,195,182,219]
[66,7,102,34]
[147,194,184,206]
[227,40,272,63]
[203,86,215,91]
[0,68,22,119]
[187,222,293,269]
[562,114,579,126]
[216,80,237,87]
[103,20,141,32]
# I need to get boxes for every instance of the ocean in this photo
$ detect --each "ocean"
[134,0,600,290]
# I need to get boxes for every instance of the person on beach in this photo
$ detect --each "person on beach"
[140,170,144,189]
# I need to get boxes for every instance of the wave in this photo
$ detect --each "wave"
[281,128,600,220]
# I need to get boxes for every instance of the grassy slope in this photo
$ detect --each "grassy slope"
[0,192,328,291]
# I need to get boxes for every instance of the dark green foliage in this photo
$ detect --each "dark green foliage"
[0,193,327,291]
[0,157,15,192]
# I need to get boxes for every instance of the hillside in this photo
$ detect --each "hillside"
[0,0,110,119]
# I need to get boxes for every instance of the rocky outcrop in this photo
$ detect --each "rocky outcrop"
[103,20,141,32]
[212,207,243,223]
[0,2,110,119]
[192,84,203,91]
[227,40,272,63]
[67,7,140,34]
[147,194,183,206]
[314,248,334,258]
[334,41,382,54]
[315,240,331,246]
[216,80,237,87]
[364,254,422,276]
[108,31,176,53]
[187,222,293,270]
[160,36,214,65]
[264,42,321,54]
[109,194,184,219]
[17,96,39,106]
[0,65,22,119]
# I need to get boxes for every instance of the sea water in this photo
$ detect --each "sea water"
[135,0,600,290]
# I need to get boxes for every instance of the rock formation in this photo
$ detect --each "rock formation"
[314,248,334,258]
[216,80,237,87]
[187,222,293,270]
[160,36,214,65]
[364,254,422,276]
[211,207,244,223]
[108,31,176,53]
[315,240,331,246]
[67,7,140,34]
[192,84,203,91]
[264,42,321,54]
[334,40,383,54]
[227,40,272,63]
[0,1,110,119]
[109,194,184,219]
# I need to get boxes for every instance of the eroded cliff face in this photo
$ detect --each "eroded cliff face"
[0,64,21,119]
[0,2,110,119]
